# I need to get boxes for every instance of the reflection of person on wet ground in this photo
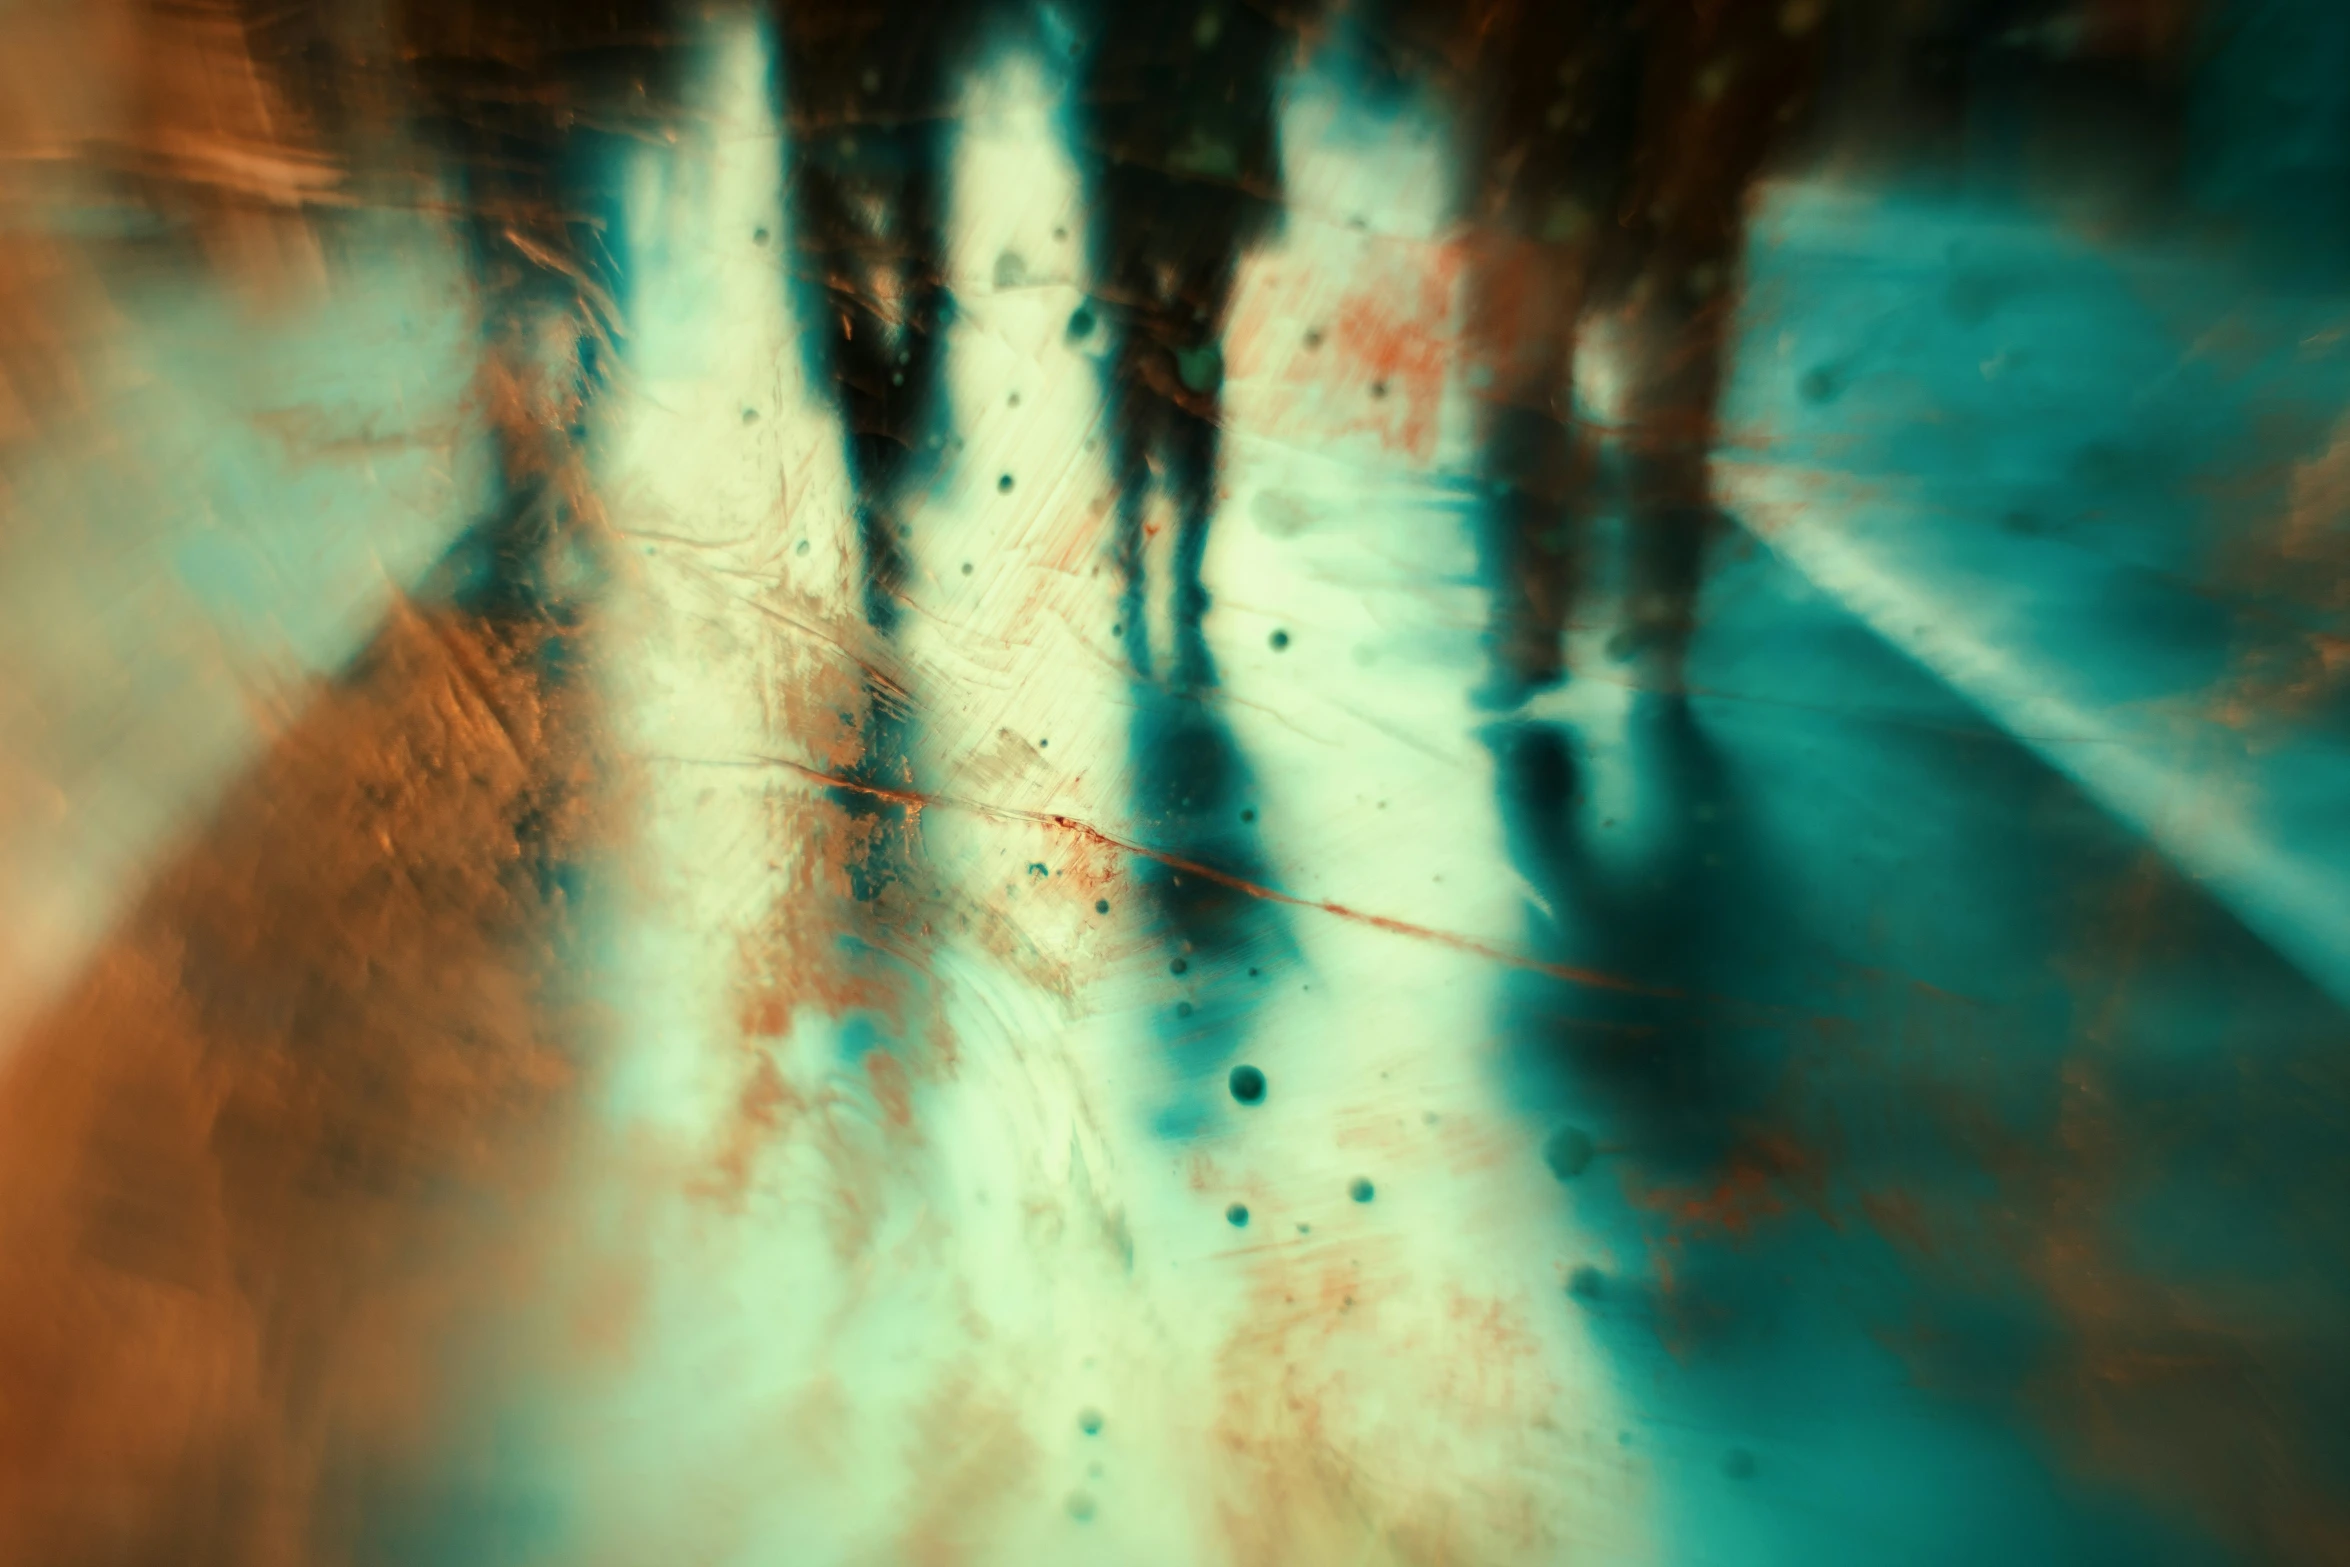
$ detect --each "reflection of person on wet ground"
[1070,1,1299,975]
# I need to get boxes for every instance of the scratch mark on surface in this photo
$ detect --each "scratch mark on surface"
[750,752,1676,999]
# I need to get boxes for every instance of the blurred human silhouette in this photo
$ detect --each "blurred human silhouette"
[1357,0,1829,706]
[395,0,678,630]
[1071,1,1300,972]
[768,0,1022,901]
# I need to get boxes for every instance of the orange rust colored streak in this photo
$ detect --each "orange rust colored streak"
[752,752,1671,1000]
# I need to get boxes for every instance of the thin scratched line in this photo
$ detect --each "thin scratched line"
[751,751,1677,1001]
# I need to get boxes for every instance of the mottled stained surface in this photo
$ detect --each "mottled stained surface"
[4,2,2350,1564]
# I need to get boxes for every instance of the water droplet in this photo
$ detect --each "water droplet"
[998,473,1015,493]
[1078,1408,1104,1435]
[1094,898,1110,914]
[1228,1065,1266,1104]
[1066,1491,1098,1522]
[1170,957,1188,975]
[1225,1203,1249,1227]
[1544,1125,1595,1180]
[1568,1264,1604,1301]
[1349,1177,1375,1203]
[1268,629,1290,651]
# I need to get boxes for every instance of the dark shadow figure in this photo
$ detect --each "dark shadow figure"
[396,3,676,624]
[1357,0,1829,707]
[1484,705,1769,1182]
[1071,0,1299,1000]
[390,3,679,919]
[769,0,1023,903]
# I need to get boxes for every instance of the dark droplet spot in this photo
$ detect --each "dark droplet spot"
[1068,306,1097,338]
[1175,1001,1194,1018]
[1349,1177,1375,1204]
[1066,1491,1098,1522]
[752,227,770,245]
[1078,1407,1104,1435]
[1303,328,1323,348]
[1544,1124,1595,1180]
[1268,629,1290,651]
[1094,898,1110,914]
[1228,1064,1266,1104]
[1798,364,1843,404]
[998,473,1015,493]
[1226,1203,1250,1227]
[1568,1264,1604,1301]
[1370,380,1388,399]
[1170,957,1188,975]
[961,561,974,575]
[1240,807,1256,823]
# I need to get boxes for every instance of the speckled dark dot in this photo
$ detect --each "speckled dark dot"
[1078,1407,1104,1436]
[1722,1448,1757,1481]
[1170,956,1189,975]
[1094,898,1110,914]
[998,473,1015,493]
[1066,1491,1098,1522]
[1349,1177,1375,1204]
[1068,306,1097,338]
[1240,807,1256,823]
[960,561,973,574]
[752,227,770,245]
[1303,328,1323,348]
[1226,1203,1250,1227]
[1175,1001,1194,1018]
[1544,1124,1596,1180]
[1568,1264,1604,1301]
[1228,1064,1266,1104]
[1370,380,1388,399]
[1269,629,1290,651]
